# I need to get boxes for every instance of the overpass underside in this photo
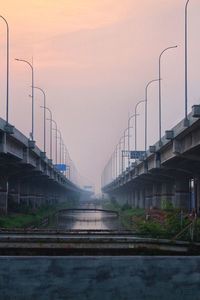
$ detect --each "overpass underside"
[103,108,200,213]
[0,118,82,215]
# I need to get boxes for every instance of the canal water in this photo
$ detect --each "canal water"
[52,203,122,230]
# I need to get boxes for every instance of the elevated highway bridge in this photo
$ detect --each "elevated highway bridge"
[0,117,86,215]
[102,105,200,213]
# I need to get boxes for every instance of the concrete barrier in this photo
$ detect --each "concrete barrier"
[0,256,199,300]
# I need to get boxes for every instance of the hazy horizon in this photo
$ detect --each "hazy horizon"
[0,0,200,192]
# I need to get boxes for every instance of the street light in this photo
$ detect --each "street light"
[64,146,70,179]
[118,134,129,175]
[128,113,138,167]
[34,86,46,153]
[50,119,58,164]
[108,154,113,183]
[57,128,62,165]
[134,100,145,152]
[145,79,160,153]
[15,58,34,140]
[115,146,118,179]
[111,151,116,180]
[122,127,131,172]
[159,46,177,144]
[42,106,53,161]
[118,137,124,175]
[0,16,9,124]
[184,0,190,126]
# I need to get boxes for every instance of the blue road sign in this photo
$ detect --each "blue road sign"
[130,151,145,159]
[122,150,130,157]
[54,164,67,171]
[84,186,93,189]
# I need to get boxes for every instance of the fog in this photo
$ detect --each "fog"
[0,0,200,192]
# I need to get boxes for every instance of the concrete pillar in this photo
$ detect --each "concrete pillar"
[127,192,131,206]
[131,191,134,207]
[129,191,133,207]
[29,195,36,210]
[145,185,153,209]
[152,183,162,209]
[0,177,8,215]
[161,182,174,209]
[174,178,190,211]
[132,190,136,208]
[195,177,200,214]
[20,183,30,207]
[8,181,21,206]
[134,190,138,208]
[138,189,145,209]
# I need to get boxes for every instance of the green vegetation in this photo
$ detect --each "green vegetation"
[136,210,193,239]
[102,198,144,230]
[0,200,78,229]
[102,198,198,241]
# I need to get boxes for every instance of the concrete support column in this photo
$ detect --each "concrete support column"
[127,192,130,206]
[161,182,174,209]
[144,185,153,209]
[132,190,136,208]
[129,191,134,207]
[174,178,190,211]
[133,190,138,208]
[152,183,162,209]
[0,177,8,215]
[139,189,145,209]
[9,181,21,206]
[20,183,30,207]
[128,191,133,207]
[194,177,200,214]
[29,195,36,210]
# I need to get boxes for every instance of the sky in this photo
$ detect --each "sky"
[0,0,200,192]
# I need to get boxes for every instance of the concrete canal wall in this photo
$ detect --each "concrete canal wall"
[0,256,199,300]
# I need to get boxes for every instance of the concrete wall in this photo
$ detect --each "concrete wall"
[0,256,199,300]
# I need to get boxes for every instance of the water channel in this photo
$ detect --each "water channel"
[52,203,123,230]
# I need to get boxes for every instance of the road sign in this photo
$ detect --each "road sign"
[122,150,130,157]
[54,164,67,171]
[84,186,93,190]
[130,151,145,159]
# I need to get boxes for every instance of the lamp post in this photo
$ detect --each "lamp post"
[65,148,72,180]
[128,114,138,167]
[118,134,129,175]
[64,146,70,179]
[159,46,177,143]
[51,119,58,164]
[185,0,190,126]
[109,154,112,182]
[43,107,53,161]
[145,79,160,153]
[15,58,34,140]
[123,127,130,172]
[112,151,116,180]
[118,137,124,175]
[115,145,118,179]
[134,100,145,152]
[57,129,62,165]
[34,86,46,153]
[0,16,9,124]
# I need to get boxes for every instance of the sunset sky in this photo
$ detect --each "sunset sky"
[0,0,200,192]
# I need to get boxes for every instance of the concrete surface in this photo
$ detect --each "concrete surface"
[0,256,200,300]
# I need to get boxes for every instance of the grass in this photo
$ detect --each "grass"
[102,199,145,230]
[102,199,198,240]
[0,200,79,229]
